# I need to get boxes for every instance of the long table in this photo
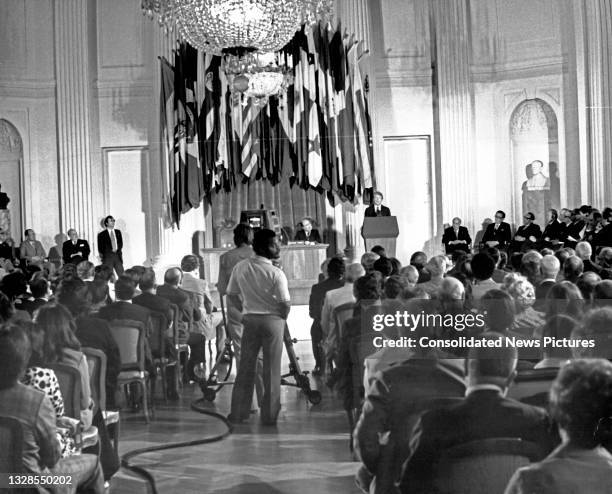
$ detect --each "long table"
[200,243,329,305]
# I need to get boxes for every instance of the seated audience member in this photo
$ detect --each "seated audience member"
[447,250,468,277]
[535,315,576,370]
[540,282,585,338]
[133,268,173,325]
[35,304,94,429]
[576,241,599,275]
[520,250,543,286]
[410,251,430,283]
[510,212,542,253]
[571,307,612,358]
[505,359,612,494]
[470,252,499,306]
[416,255,446,297]
[0,322,104,492]
[485,247,507,283]
[309,257,345,375]
[388,257,401,276]
[321,263,364,373]
[24,321,78,457]
[398,265,419,288]
[370,245,386,258]
[577,271,602,306]
[88,278,110,312]
[540,208,564,249]
[21,277,50,316]
[597,247,612,280]
[56,277,121,407]
[336,274,382,415]
[442,217,471,254]
[156,267,201,340]
[373,256,393,279]
[482,210,512,250]
[360,252,379,274]
[294,217,322,243]
[554,247,573,275]
[535,255,560,310]
[181,254,222,374]
[123,267,144,297]
[563,255,584,283]
[0,291,16,323]
[507,277,544,337]
[0,271,31,319]
[398,333,556,494]
[76,260,95,282]
[383,275,408,300]
[355,316,465,493]
[594,279,612,308]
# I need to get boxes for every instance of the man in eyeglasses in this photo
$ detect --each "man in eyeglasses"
[510,212,542,253]
[482,210,512,251]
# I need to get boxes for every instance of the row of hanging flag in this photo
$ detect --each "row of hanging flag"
[160,22,375,228]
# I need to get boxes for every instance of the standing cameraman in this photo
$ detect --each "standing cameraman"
[226,229,290,426]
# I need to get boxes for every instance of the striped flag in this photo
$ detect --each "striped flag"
[241,103,260,178]
[306,29,323,188]
[160,57,175,227]
[349,41,372,190]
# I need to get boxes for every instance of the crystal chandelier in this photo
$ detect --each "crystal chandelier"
[142,0,333,54]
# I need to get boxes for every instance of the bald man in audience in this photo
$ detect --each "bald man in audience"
[576,241,600,274]
[534,255,560,310]
[398,333,556,494]
[399,265,419,287]
[321,262,365,369]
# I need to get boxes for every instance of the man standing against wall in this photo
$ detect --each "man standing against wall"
[97,215,124,276]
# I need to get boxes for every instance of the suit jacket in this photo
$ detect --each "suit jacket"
[541,220,564,242]
[62,239,91,265]
[133,292,173,324]
[364,205,391,217]
[0,383,61,474]
[398,389,556,494]
[482,222,512,249]
[19,240,46,262]
[442,226,472,254]
[294,229,322,243]
[181,272,214,339]
[355,359,465,491]
[156,284,201,337]
[74,315,121,389]
[20,297,47,316]
[97,229,123,261]
[534,279,556,310]
[511,223,542,252]
[594,223,612,250]
[564,220,585,249]
[506,444,612,494]
[309,277,344,322]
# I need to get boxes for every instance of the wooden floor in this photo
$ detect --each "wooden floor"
[112,307,362,494]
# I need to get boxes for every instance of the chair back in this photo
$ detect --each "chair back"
[48,363,82,420]
[108,319,146,372]
[148,312,168,359]
[0,416,23,473]
[168,302,180,345]
[332,302,354,342]
[508,368,559,401]
[434,438,544,494]
[82,347,107,412]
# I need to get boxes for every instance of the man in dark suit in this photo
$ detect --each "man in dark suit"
[293,217,322,243]
[62,228,91,265]
[308,257,345,375]
[97,215,124,276]
[482,210,512,250]
[20,277,49,316]
[398,333,556,494]
[510,212,542,253]
[534,254,560,310]
[564,209,586,250]
[442,217,471,254]
[540,209,564,250]
[364,191,391,217]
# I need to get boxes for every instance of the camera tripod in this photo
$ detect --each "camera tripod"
[198,297,321,405]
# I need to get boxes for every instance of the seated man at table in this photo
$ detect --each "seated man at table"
[294,217,322,243]
[0,322,105,493]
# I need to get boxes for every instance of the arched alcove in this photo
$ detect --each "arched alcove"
[0,119,24,241]
[509,99,559,227]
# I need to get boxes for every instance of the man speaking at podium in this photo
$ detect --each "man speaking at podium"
[365,191,391,217]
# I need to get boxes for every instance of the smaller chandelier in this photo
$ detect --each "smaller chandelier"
[142,0,333,54]
[225,52,289,106]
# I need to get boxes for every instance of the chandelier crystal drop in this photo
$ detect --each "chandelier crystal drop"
[142,0,333,54]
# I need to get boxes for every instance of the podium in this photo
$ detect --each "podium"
[362,216,400,257]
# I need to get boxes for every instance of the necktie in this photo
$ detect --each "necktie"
[110,230,117,252]
[376,207,380,216]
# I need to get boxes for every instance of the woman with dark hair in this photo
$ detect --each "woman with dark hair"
[35,303,93,429]
[505,359,612,494]
[0,322,104,492]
